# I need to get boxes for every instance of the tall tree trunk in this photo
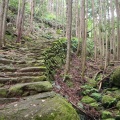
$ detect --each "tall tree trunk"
[92,0,97,61]
[110,0,115,60]
[81,0,86,79]
[30,0,35,34]
[16,0,26,43]
[75,0,79,37]
[98,0,103,67]
[16,0,21,31]
[115,0,120,60]
[2,0,9,47]
[0,0,4,48]
[64,0,72,74]
[76,1,81,55]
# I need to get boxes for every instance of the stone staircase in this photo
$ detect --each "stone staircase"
[0,39,52,103]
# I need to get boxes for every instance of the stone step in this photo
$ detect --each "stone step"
[6,72,44,77]
[0,66,17,72]
[0,58,14,64]
[18,66,46,72]
[8,81,53,97]
[0,88,8,97]
[0,98,19,104]
[0,76,46,84]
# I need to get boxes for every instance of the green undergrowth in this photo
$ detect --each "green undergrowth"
[43,38,67,81]
[79,70,120,119]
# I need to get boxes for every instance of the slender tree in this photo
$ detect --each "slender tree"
[64,0,72,75]
[16,0,26,43]
[0,0,4,48]
[115,0,120,60]
[81,0,86,79]
[2,0,9,46]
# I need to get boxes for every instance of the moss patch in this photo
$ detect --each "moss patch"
[102,95,116,108]
[116,101,120,109]
[81,96,96,104]
[101,110,112,119]
[110,67,120,87]
[0,88,8,97]
[9,81,52,97]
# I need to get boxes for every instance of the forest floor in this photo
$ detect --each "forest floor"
[53,53,120,119]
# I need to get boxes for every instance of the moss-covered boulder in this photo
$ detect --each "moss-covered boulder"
[90,93,102,101]
[87,79,97,87]
[0,92,80,120]
[101,95,116,108]
[101,110,113,119]
[81,96,96,104]
[89,102,100,110]
[8,81,53,97]
[110,68,120,87]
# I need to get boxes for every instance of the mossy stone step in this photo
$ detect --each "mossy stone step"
[8,81,53,97]
[0,66,17,72]
[18,66,46,72]
[0,98,19,104]
[0,76,46,84]
[0,58,14,64]
[7,72,44,77]
[0,88,8,97]
[0,92,79,120]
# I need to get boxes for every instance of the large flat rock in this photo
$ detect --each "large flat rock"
[0,92,80,120]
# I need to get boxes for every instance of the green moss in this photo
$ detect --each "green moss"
[110,68,120,87]
[9,81,52,96]
[101,110,112,119]
[0,88,8,97]
[34,96,80,120]
[116,101,120,109]
[102,95,116,108]
[0,116,5,120]
[89,102,100,110]
[39,75,46,81]
[81,96,96,104]
[22,36,32,41]
[90,93,102,101]
[87,79,97,87]
[66,80,74,87]
[0,84,4,87]
[103,118,115,120]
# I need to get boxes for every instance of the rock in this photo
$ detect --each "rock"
[110,67,120,87]
[102,95,116,108]
[18,66,46,72]
[0,98,19,104]
[0,92,80,120]
[89,102,100,110]
[90,93,102,101]
[0,88,8,97]
[8,81,53,97]
[113,90,120,100]
[87,79,97,87]
[81,96,96,104]
[116,101,120,109]
[101,110,112,119]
